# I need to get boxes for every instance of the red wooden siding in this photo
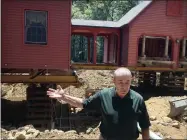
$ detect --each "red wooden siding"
[127,0,187,66]
[2,0,71,70]
[166,0,183,16]
[120,26,129,66]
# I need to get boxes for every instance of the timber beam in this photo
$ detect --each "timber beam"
[179,61,187,66]
[138,60,175,67]
[1,68,75,75]
[179,61,187,68]
[71,64,187,72]
[1,75,78,83]
[71,64,118,70]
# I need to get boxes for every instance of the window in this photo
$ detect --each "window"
[25,10,47,45]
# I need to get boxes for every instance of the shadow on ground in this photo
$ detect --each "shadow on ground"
[1,98,27,129]
[1,98,101,133]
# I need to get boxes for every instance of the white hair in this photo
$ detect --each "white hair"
[113,67,132,77]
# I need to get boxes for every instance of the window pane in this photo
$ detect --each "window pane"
[27,34,31,42]
[36,34,42,42]
[31,34,36,42]
[42,34,46,42]
[26,11,37,26]
[37,27,42,35]
[31,27,37,37]
[26,11,47,27]
[39,27,46,42]
[36,12,47,26]
[25,10,47,43]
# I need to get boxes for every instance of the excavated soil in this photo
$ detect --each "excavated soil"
[1,70,187,139]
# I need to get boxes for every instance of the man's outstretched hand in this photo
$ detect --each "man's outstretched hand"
[47,85,65,99]
[47,85,83,108]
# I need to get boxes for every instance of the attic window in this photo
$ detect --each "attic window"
[25,10,47,45]
[166,0,183,16]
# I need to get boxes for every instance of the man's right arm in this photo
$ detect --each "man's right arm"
[58,91,101,110]
[58,94,84,108]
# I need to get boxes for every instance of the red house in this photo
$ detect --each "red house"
[2,0,187,78]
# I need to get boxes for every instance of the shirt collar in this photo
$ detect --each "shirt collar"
[112,87,131,99]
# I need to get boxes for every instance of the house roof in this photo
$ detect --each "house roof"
[71,1,152,28]
[71,19,118,28]
[117,1,152,27]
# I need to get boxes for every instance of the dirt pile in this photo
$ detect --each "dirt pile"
[1,83,28,98]
[146,97,187,139]
[1,112,186,139]
[63,70,114,98]
[1,70,187,139]
[1,124,101,139]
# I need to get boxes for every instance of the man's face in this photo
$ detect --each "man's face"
[113,75,132,96]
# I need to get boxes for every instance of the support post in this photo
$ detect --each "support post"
[141,35,146,57]
[173,42,179,68]
[182,38,186,58]
[87,37,91,63]
[103,36,108,63]
[117,34,120,65]
[107,35,111,63]
[164,36,169,57]
[93,33,97,64]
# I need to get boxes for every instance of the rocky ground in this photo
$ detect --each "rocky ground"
[1,70,187,139]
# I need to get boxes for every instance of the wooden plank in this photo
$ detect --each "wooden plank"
[179,61,187,66]
[1,68,74,75]
[1,75,78,83]
[71,64,187,72]
[145,35,166,39]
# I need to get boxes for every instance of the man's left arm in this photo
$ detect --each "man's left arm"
[138,99,151,140]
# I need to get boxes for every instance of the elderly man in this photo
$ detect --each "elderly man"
[47,67,151,140]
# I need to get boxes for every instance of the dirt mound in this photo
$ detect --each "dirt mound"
[146,97,187,139]
[1,124,101,139]
[64,70,114,98]
[1,83,28,98]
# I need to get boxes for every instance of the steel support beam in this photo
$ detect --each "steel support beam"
[1,75,78,83]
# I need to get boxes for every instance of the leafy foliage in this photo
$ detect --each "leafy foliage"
[72,0,139,21]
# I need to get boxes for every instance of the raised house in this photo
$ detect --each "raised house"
[2,0,187,71]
